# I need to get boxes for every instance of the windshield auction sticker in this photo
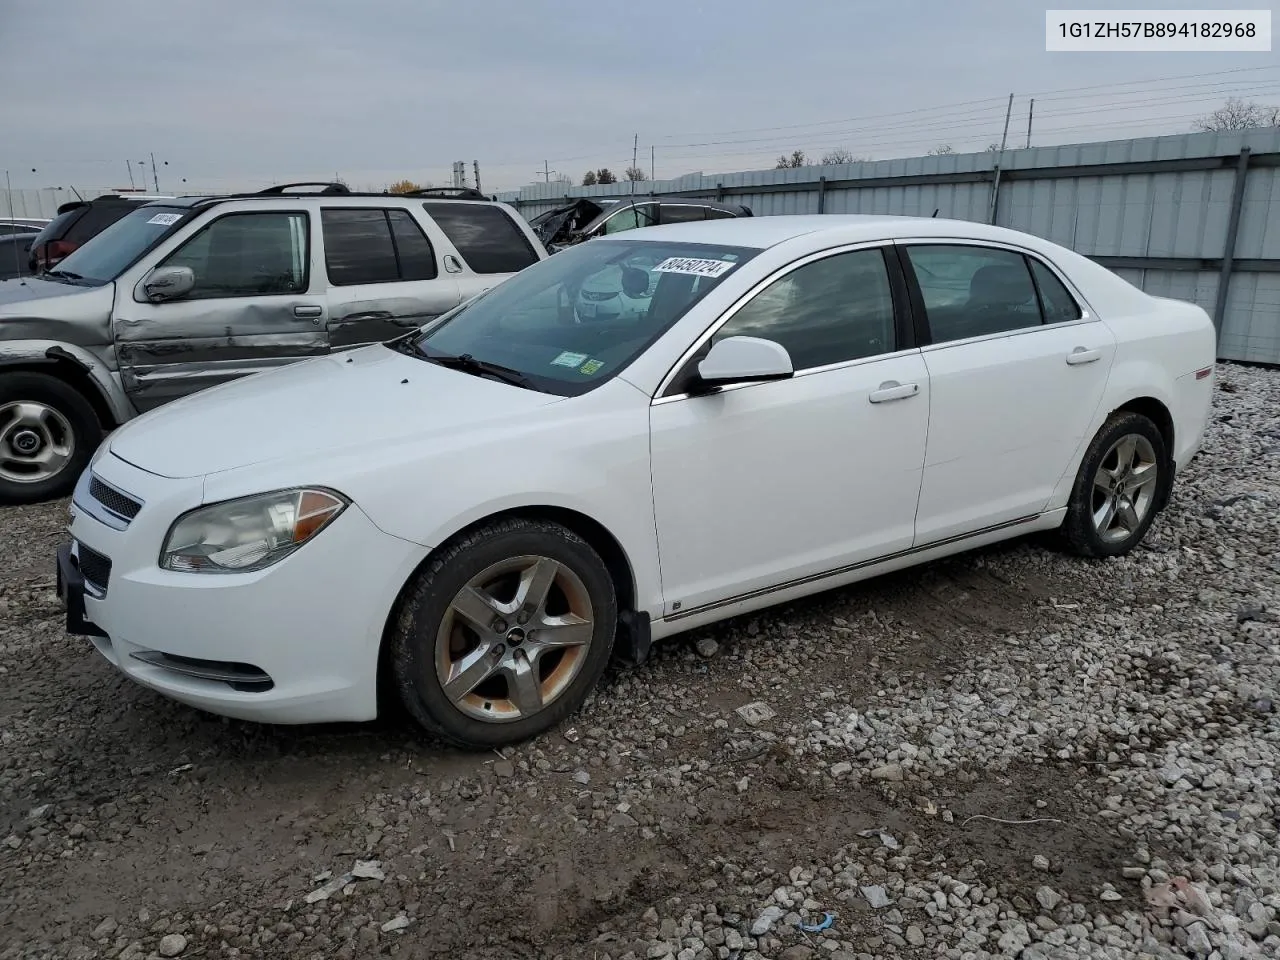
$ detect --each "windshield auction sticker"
[652,257,738,278]
[146,213,183,226]
[551,351,589,368]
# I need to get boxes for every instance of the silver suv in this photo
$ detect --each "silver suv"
[0,183,547,504]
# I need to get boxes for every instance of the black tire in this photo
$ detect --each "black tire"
[390,517,617,749]
[1060,411,1169,558]
[0,372,102,506]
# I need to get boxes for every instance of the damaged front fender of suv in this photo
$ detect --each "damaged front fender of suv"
[529,199,615,250]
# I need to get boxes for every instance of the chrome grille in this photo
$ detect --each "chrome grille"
[89,476,142,521]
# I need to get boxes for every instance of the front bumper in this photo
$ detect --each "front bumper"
[59,453,428,725]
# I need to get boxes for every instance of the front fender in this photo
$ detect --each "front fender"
[0,339,133,424]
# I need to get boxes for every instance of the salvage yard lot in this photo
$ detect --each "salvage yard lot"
[1,364,1278,960]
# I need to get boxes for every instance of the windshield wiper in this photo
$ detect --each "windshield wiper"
[44,269,86,283]
[426,351,535,389]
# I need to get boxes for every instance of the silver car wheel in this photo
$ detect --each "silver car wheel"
[434,555,595,723]
[0,401,75,484]
[1091,433,1159,544]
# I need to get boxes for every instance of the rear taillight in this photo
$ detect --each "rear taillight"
[33,240,77,273]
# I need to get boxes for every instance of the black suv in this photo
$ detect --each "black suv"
[28,194,173,274]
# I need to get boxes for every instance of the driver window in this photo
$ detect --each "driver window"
[160,212,308,299]
[712,248,896,370]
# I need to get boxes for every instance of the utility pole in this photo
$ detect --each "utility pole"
[5,171,22,279]
[473,160,481,193]
[150,152,160,192]
[650,145,655,182]
[1026,98,1034,149]
[631,134,638,198]
[988,93,1015,225]
[126,161,136,189]
[543,160,550,183]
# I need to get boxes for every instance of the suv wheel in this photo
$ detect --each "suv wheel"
[0,372,102,505]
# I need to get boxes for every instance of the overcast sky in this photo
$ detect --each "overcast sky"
[2,0,1277,194]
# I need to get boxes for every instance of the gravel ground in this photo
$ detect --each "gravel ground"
[1,362,1277,960]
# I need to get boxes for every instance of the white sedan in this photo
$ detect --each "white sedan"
[58,215,1216,748]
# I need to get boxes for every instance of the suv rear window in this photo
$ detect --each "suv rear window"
[65,204,136,243]
[423,202,538,274]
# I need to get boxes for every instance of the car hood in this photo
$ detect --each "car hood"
[107,344,565,479]
[0,276,113,317]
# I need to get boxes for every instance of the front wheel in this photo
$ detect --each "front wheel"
[0,372,102,505]
[390,517,617,749]
[1060,412,1168,558]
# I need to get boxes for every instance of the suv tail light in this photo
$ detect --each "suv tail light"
[32,240,77,273]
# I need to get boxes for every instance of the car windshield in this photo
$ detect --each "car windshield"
[49,206,190,284]
[412,238,761,396]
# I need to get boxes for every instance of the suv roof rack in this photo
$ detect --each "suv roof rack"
[256,181,351,195]
[406,187,490,201]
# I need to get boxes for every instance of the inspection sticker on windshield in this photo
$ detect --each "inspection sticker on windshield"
[146,213,182,226]
[579,358,604,375]
[551,351,589,368]
[652,257,737,279]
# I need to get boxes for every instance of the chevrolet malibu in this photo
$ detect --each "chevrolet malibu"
[58,215,1216,749]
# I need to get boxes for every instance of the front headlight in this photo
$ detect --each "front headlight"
[160,488,348,573]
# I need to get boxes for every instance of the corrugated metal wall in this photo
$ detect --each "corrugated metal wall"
[498,129,1280,364]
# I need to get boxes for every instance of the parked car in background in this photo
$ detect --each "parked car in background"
[530,195,752,251]
[0,232,36,280]
[27,195,174,274]
[0,217,49,236]
[56,214,1215,748]
[0,182,546,503]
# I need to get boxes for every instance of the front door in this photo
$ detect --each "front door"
[320,208,460,351]
[649,246,930,616]
[114,210,327,412]
[900,242,1117,544]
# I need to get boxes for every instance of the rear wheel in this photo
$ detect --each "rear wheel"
[0,372,102,505]
[390,517,617,749]
[1061,412,1167,558]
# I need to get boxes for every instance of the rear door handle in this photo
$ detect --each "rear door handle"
[1066,347,1101,365]
[293,305,323,321]
[868,380,920,403]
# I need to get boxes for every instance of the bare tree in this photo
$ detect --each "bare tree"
[774,149,808,169]
[582,170,598,186]
[625,166,646,181]
[595,168,617,184]
[928,144,955,156]
[1193,97,1280,131]
[820,148,866,164]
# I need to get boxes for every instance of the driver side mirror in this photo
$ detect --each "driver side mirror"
[690,336,794,393]
[141,265,195,303]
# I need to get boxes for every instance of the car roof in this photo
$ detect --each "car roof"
[607,214,1049,251]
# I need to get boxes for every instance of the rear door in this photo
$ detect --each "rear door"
[320,207,460,350]
[114,208,327,411]
[421,201,542,302]
[900,241,1116,544]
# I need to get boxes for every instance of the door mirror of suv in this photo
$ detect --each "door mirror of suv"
[142,265,195,302]
[692,336,794,393]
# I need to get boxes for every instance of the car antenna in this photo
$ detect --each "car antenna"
[70,184,84,201]
[4,170,22,282]
[932,208,939,217]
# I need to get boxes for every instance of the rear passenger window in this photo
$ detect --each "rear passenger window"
[660,205,705,224]
[905,245,1041,344]
[387,209,438,281]
[712,248,896,370]
[322,209,400,286]
[1029,258,1082,324]
[423,202,538,274]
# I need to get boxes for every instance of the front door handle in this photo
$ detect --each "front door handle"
[868,380,920,404]
[293,304,323,322]
[1066,347,1101,365]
